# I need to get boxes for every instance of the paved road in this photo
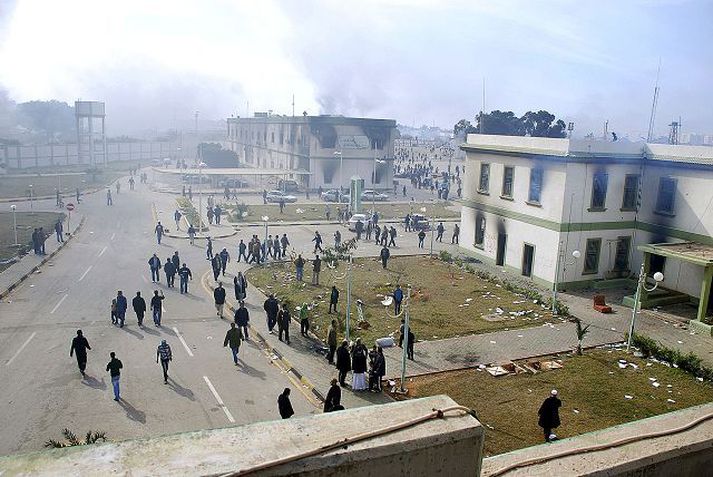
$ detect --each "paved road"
[0,182,315,456]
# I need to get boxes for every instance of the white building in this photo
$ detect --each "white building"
[459,134,713,329]
[226,114,397,190]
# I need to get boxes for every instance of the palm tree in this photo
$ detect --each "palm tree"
[45,429,107,448]
[574,318,591,356]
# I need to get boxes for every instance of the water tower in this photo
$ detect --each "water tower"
[75,101,107,165]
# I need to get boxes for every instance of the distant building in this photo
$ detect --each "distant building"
[226,114,397,190]
[459,135,713,326]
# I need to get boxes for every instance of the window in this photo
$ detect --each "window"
[583,238,602,274]
[478,163,490,193]
[613,237,631,271]
[528,168,543,204]
[621,174,639,210]
[501,166,514,198]
[475,217,485,247]
[271,132,275,143]
[590,172,608,210]
[650,254,666,277]
[655,177,676,215]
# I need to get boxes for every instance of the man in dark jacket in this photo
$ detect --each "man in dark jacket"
[336,340,351,387]
[263,294,279,333]
[538,390,562,442]
[171,251,181,272]
[355,219,364,240]
[312,255,321,285]
[436,222,445,242]
[370,347,386,392]
[218,248,230,275]
[327,320,338,364]
[380,245,390,269]
[234,301,250,340]
[106,352,123,401]
[324,378,343,413]
[280,234,290,257]
[223,322,243,365]
[178,263,192,294]
[393,284,404,315]
[278,388,294,419]
[150,290,165,327]
[132,291,146,326]
[69,330,91,376]
[211,254,221,281]
[238,239,248,262]
[277,304,291,345]
[329,286,339,314]
[213,282,226,318]
[115,291,128,328]
[164,258,176,288]
[148,254,161,283]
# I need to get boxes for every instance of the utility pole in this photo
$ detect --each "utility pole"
[399,285,412,393]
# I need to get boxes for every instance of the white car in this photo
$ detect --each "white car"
[361,189,389,202]
[348,213,369,232]
[266,190,297,203]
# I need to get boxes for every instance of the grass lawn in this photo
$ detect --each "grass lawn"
[396,349,713,456]
[245,255,554,345]
[227,201,459,223]
[0,212,63,271]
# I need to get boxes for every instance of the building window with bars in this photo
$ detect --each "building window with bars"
[655,177,677,215]
[501,166,514,198]
[621,174,639,211]
[590,172,608,210]
[474,217,486,248]
[528,168,543,204]
[478,163,490,193]
[583,238,602,274]
[613,237,631,272]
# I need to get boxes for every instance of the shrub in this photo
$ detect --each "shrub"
[438,250,453,263]
[631,333,711,382]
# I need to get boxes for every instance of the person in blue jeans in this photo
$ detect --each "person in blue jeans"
[106,352,123,401]
[223,323,243,365]
[115,291,128,328]
[150,290,165,327]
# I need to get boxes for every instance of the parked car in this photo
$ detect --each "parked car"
[320,189,350,203]
[181,174,211,184]
[361,189,389,202]
[266,190,298,203]
[410,213,431,231]
[278,179,300,192]
[348,213,369,232]
[218,178,249,188]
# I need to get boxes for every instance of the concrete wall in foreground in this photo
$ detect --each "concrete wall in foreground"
[0,395,484,477]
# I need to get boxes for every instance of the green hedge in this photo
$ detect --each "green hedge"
[631,333,713,381]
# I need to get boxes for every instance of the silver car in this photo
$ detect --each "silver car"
[361,189,389,202]
[266,190,298,203]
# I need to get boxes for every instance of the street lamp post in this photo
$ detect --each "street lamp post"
[262,215,269,262]
[10,204,19,246]
[420,206,434,257]
[345,254,353,343]
[198,161,206,233]
[399,284,412,393]
[552,247,581,314]
[627,263,664,351]
[29,184,34,213]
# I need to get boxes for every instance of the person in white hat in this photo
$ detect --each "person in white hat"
[538,389,562,442]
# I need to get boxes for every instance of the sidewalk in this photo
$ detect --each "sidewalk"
[0,211,85,300]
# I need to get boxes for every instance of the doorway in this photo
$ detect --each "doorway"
[496,233,507,266]
[522,244,535,277]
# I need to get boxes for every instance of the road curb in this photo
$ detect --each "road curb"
[0,185,106,204]
[230,216,460,227]
[0,215,86,300]
[202,273,325,403]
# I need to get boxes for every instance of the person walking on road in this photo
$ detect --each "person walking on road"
[452,223,460,244]
[418,229,426,248]
[211,254,221,281]
[178,263,192,294]
[106,352,123,401]
[388,226,397,247]
[106,188,113,206]
[55,219,64,243]
[174,210,182,230]
[299,302,310,337]
[171,251,180,274]
[224,322,243,365]
[312,231,323,253]
[115,291,128,328]
[263,293,279,334]
[436,222,445,242]
[393,285,403,315]
[294,254,305,281]
[187,224,196,245]
[312,255,321,285]
[234,271,248,301]
[380,245,390,269]
[277,303,291,344]
[238,239,248,262]
[214,282,226,318]
[132,291,146,326]
[324,378,343,413]
[278,388,294,419]
[70,330,91,377]
[219,248,230,276]
[206,237,213,260]
[156,340,172,384]
[329,286,339,314]
[150,290,165,327]
[164,258,176,288]
[336,340,351,387]
[327,319,338,364]
[538,390,562,442]
[234,300,250,340]
[148,254,161,283]
[155,222,165,244]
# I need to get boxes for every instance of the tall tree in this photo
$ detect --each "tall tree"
[453,119,475,137]
[16,100,75,140]
[476,110,524,136]
[521,110,567,138]
[470,109,567,138]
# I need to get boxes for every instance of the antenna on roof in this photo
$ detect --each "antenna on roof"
[292,94,295,118]
[646,58,662,143]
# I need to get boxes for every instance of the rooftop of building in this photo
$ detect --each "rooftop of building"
[227,114,397,127]
[461,134,713,166]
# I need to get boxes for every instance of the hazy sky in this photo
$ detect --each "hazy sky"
[1,0,711,137]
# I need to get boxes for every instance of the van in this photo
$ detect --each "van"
[278,179,299,192]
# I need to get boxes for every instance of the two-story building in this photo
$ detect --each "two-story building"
[459,134,713,328]
[226,114,397,190]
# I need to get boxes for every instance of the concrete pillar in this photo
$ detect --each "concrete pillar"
[697,266,713,323]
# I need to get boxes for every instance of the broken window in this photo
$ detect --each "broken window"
[590,172,608,209]
[583,238,602,274]
[478,163,490,193]
[655,177,676,215]
[502,166,514,198]
[613,237,631,271]
[621,174,639,210]
[528,168,543,204]
[475,217,485,247]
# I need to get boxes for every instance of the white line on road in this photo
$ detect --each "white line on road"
[98,246,108,257]
[50,294,69,314]
[173,327,194,357]
[203,376,235,423]
[142,275,149,284]
[5,332,36,366]
[110,232,116,241]
[78,265,92,282]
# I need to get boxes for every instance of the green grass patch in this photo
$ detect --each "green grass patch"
[0,211,63,271]
[245,255,555,345]
[399,349,713,456]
